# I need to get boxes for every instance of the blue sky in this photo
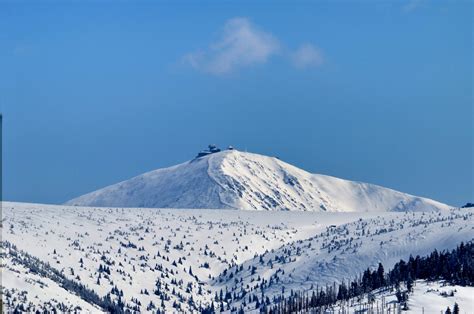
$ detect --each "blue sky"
[1,1,472,206]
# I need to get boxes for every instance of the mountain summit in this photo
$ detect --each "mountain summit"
[66,149,449,211]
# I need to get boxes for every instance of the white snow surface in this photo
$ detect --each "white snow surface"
[216,209,474,303]
[309,280,474,314]
[406,281,474,313]
[1,202,472,312]
[2,256,104,313]
[66,150,450,212]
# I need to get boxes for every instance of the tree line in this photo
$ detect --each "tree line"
[269,241,473,313]
[202,241,473,313]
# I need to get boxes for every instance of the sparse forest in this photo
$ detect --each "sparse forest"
[1,203,473,313]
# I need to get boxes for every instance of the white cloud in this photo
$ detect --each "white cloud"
[291,44,324,69]
[184,18,279,75]
[402,0,424,12]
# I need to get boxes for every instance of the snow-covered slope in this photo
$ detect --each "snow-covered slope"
[1,202,472,313]
[301,280,473,314]
[66,150,449,212]
[2,255,104,313]
[214,209,474,306]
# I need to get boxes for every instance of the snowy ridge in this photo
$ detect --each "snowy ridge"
[214,210,474,304]
[67,155,228,209]
[67,150,450,212]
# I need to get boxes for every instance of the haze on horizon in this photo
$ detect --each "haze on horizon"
[1,1,472,206]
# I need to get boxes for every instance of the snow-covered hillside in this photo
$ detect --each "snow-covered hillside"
[1,202,472,313]
[214,209,474,307]
[66,150,449,212]
[303,280,473,314]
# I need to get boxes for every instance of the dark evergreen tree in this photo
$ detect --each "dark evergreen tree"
[453,303,460,314]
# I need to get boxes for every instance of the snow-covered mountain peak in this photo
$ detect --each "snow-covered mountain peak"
[66,149,450,212]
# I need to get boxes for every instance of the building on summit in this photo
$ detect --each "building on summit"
[195,144,234,158]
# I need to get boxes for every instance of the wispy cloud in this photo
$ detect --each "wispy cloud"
[184,17,325,75]
[291,44,324,69]
[184,18,280,75]
[402,0,424,12]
